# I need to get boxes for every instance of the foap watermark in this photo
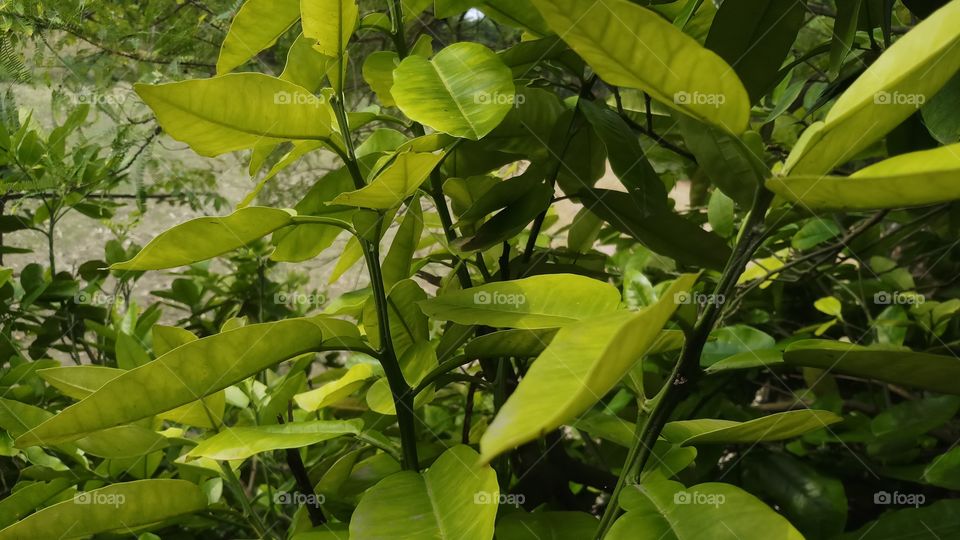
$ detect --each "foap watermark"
[873,291,925,305]
[673,490,726,508]
[274,90,326,106]
[473,91,525,107]
[873,91,925,108]
[674,291,725,306]
[274,491,325,506]
[74,290,121,307]
[874,490,925,508]
[673,91,726,108]
[68,88,130,106]
[74,491,126,508]
[473,491,525,507]
[273,292,327,307]
[473,290,526,307]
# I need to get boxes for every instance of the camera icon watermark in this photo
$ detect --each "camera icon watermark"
[273,292,327,307]
[473,91,525,107]
[673,91,726,108]
[673,490,725,508]
[873,291,924,305]
[274,90,326,106]
[874,490,925,507]
[274,491,325,505]
[74,491,126,508]
[873,91,925,108]
[473,491,524,507]
[674,291,725,306]
[472,290,526,307]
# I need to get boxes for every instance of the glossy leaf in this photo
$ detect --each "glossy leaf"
[349,445,498,539]
[392,42,515,140]
[331,152,443,209]
[783,1,960,174]
[419,273,622,329]
[294,363,376,411]
[111,207,294,270]
[768,143,960,210]
[662,410,842,446]
[783,339,960,395]
[217,0,300,74]
[479,274,696,463]
[301,0,358,57]
[842,499,960,539]
[531,0,749,133]
[0,480,207,539]
[608,478,803,540]
[187,419,362,460]
[135,74,334,157]
[16,318,341,446]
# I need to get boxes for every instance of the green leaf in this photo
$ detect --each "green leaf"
[662,410,842,446]
[530,0,749,133]
[135,74,334,157]
[294,363,376,411]
[187,419,362,460]
[331,152,443,209]
[814,296,843,317]
[217,0,301,74]
[769,143,960,210]
[579,189,732,271]
[704,0,805,102]
[0,479,73,529]
[782,1,960,175]
[392,42,515,140]
[0,480,207,540]
[742,452,848,539]
[842,499,960,539]
[419,274,622,329]
[349,445,498,539]
[676,116,765,206]
[791,219,841,250]
[495,511,598,540]
[704,348,782,373]
[363,51,400,107]
[381,199,423,289]
[111,207,294,270]
[479,274,696,463]
[464,328,557,359]
[15,318,342,447]
[280,33,339,92]
[829,0,863,74]
[73,425,169,459]
[301,0,358,57]
[783,339,960,395]
[608,478,803,540]
[707,189,734,237]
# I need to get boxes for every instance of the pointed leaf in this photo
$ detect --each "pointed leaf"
[217,0,301,74]
[301,0,358,57]
[187,419,362,460]
[331,152,443,209]
[662,410,842,446]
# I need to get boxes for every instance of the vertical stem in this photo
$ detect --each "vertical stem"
[595,187,774,538]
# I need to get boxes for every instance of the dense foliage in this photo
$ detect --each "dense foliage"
[2,0,960,538]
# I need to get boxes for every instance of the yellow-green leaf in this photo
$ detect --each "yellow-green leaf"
[662,410,842,446]
[217,0,301,74]
[135,73,334,157]
[479,274,697,464]
[530,0,749,133]
[294,363,376,411]
[301,0,358,57]
[331,152,443,209]
[187,419,362,460]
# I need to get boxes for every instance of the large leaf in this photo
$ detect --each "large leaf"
[782,0,960,174]
[783,339,960,395]
[301,0,358,57]
[187,419,362,460]
[661,410,842,446]
[135,73,334,157]
[15,318,346,446]
[331,152,443,209]
[530,0,749,133]
[419,274,622,329]
[768,143,960,210]
[607,478,804,540]
[479,274,696,463]
[349,445,498,539]
[842,499,960,539]
[217,0,301,74]
[0,480,207,539]
[392,42,515,140]
[111,207,294,270]
[704,0,805,102]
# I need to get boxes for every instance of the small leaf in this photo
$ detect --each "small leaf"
[294,363,376,411]
[187,419,362,460]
